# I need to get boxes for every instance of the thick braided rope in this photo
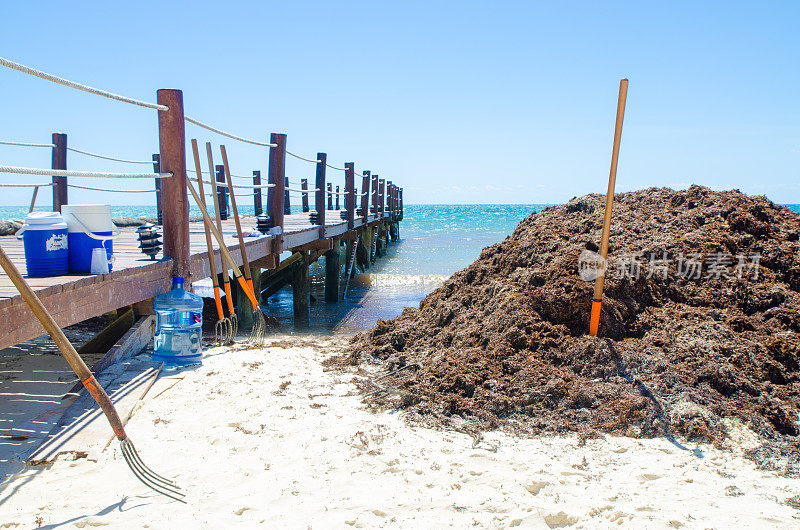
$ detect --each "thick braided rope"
[0,165,170,179]
[0,140,54,149]
[0,182,54,188]
[0,56,167,111]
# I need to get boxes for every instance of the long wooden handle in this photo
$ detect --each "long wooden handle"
[186,178,261,310]
[191,140,220,289]
[0,245,127,439]
[205,142,231,284]
[219,145,252,281]
[191,139,226,320]
[590,78,628,337]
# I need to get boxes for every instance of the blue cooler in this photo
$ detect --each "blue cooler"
[61,205,116,273]
[17,212,69,277]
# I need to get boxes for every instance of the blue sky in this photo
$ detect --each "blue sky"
[0,1,798,206]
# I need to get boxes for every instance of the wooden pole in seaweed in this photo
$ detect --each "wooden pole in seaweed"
[589,78,628,337]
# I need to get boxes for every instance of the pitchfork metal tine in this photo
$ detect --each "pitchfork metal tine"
[248,310,267,344]
[230,313,238,340]
[121,439,186,503]
[121,439,181,489]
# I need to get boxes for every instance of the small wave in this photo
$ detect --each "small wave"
[352,273,450,287]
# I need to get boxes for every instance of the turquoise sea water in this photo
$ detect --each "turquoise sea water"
[2,203,798,334]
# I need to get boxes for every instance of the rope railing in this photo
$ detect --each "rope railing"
[286,151,321,164]
[0,56,401,214]
[285,186,320,193]
[65,147,153,165]
[0,165,171,179]
[0,182,54,188]
[0,140,54,149]
[0,56,168,111]
[196,179,274,189]
[189,168,263,180]
[1,138,154,165]
[67,184,154,193]
[184,117,276,147]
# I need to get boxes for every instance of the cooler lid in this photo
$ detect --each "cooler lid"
[24,211,67,227]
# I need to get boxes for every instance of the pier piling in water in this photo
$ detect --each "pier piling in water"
[324,241,341,303]
[292,252,310,328]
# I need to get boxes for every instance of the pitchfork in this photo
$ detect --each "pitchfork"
[185,176,266,345]
[0,245,185,503]
[220,144,267,343]
[191,139,233,345]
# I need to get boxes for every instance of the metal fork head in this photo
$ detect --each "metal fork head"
[120,438,186,503]
[229,313,238,340]
[248,310,267,344]
[213,319,227,346]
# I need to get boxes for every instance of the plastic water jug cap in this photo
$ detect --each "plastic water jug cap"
[172,277,185,287]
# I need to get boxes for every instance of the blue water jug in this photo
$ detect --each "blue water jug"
[153,277,203,367]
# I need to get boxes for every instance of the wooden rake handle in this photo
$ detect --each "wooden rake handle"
[590,78,628,337]
[185,178,261,310]
[0,245,127,439]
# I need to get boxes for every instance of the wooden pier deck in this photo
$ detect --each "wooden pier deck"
[0,209,397,350]
[0,88,405,351]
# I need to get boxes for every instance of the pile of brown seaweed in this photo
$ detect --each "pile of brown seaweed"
[346,186,800,470]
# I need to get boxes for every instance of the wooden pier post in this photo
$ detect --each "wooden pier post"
[360,170,370,223]
[301,179,309,212]
[152,154,163,224]
[253,170,263,216]
[215,164,228,220]
[51,133,67,212]
[157,89,190,282]
[284,176,291,215]
[292,252,310,329]
[345,163,355,230]
[327,183,333,210]
[324,240,340,303]
[399,188,403,220]
[386,180,392,219]
[371,174,379,214]
[335,185,340,211]
[379,179,386,216]
[315,153,327,238]
[268,133,287,251]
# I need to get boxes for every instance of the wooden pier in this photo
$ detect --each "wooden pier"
[0,89,404,351]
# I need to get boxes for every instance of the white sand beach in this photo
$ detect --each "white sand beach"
[0,337,797,529]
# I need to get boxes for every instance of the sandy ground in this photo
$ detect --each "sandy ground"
[0,337,798,529]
